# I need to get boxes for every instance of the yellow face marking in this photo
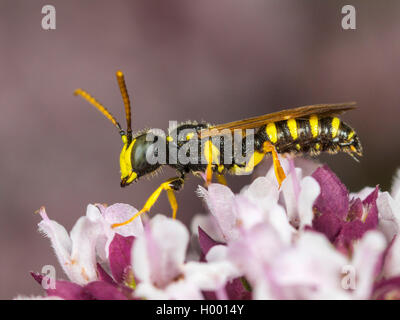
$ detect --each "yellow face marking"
[167,136,173,142]
[287,118,298,140]
[121,135,128,145]
[204,140,220,165]
[217,165,224,173]
[120,138,137,180]
[315,143,321,151]
[296,143,301,151]
[186,132,195,140]
[331,117,340,138]
[309,115,319,138]
[119,144,128,177]
[126,171,138,184]
[266,122,278,143]
[347,131,355,141]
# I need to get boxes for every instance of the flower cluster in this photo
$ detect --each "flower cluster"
[19,159,400,299]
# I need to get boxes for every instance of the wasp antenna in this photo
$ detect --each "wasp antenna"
[116,71,132,140]
[74,88,124,134]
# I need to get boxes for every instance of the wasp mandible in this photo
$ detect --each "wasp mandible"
[74,71,362,228]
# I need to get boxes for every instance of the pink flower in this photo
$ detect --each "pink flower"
[29,204,143,299]
[37,204,143,285]
[193,159,391,299]
[310,165,380,254]
[195,158,320,245]
[201,223,385,299]
[22,159,400,300]
[37,206,102,284]
[132,215,239,300]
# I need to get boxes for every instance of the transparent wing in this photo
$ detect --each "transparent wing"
[200,102,357,138]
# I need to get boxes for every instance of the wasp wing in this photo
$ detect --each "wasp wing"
[200,102,357,138]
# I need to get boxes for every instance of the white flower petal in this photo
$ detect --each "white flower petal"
[227,223,285,288]
[391,168,400,203]
[281,167,302,226]
[134,275,204,300]
[234,195,265,230]
[86,204,102,222]
[352,231,386,299]
[38,207,104,285]
[85,204,110,261]
[206,244,228,262]
[383,235,400,278]
[298,176,320,228]
[103,203,144,237]
[134,282,171,300]
[264,204,294,244]
[198,184,238,241]
[253,280,279,300]
[271,232,350,299]
[164,281,204,300]
[183,260,240,291]
[69,216,103,284]
[38,208,72,277]
[377,192,400,241]
[190,213,224,242]
[241,176,279,212]
[133,215,189,288]
[132,233,151,283]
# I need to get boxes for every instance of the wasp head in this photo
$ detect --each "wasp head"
[119,131,162,187]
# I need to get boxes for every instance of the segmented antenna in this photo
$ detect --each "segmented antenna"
[116,71,132,140]
[74,88,124,134]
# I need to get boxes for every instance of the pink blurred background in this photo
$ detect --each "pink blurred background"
[1,0,399,298]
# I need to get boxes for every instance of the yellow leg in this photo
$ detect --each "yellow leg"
[112,178,183,228]
[262,141,286,188]
[166,189,178,219]
[204,140,221,187]
[230,150,265,175]
[217,174,227,185]
[206,162,213,186]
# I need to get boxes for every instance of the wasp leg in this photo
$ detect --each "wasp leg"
[215,165,227,185]
[230,150,266,176]
[262,141,286,188]
[112,177,184,228]
[205,162,213,186]
[166,188,178,219]
[216,174,227,185]
[204,140,221,186]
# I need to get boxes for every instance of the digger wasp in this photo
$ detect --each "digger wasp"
[74,71,362,228]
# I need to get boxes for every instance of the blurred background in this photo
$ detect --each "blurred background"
[0,0,399,298]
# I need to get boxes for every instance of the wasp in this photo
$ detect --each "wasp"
[74,71,362,228]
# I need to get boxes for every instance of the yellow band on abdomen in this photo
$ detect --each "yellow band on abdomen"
[287,118,298,140]
[331,117,340,138]
[309,115,319,138]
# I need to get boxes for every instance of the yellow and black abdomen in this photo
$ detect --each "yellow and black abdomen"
[255,115,362,158]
